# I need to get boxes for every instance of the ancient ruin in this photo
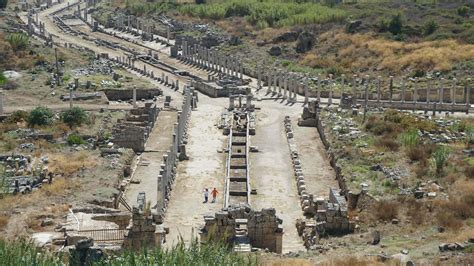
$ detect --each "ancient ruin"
[1,0,473,264]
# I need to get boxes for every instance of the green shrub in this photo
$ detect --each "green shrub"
[0,71,6,86]
[423,19,438,36]
[179,0,347,28]
[60,107,88,127]
[457,5,470,17]
[66,134,85,145]
[388,13,403,35]
[0,0,7,9]
[432,145,450,174]
[6,33,29,51]
[27,106,53,127]
[0,238,63,265]
[399,129,419,147]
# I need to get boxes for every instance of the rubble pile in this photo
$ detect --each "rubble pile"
[71,58,117,77]
[0,154,51,195]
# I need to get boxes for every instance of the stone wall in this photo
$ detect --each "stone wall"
[111,103,159,152]
[200,205,283,253]
[190,80,247,98]
[104,88,162,101]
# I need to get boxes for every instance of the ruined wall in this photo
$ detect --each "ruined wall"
[190,80,247,98]
[104,89,162,101]
[111,103,159,152]
[200,205,283,254]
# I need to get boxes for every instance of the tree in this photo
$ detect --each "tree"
[28,106,53,127]
[0,0,7,9]
[423,19,438,36]
[389,13,403,35]
[60,107,88,127]
[457,6,469,17]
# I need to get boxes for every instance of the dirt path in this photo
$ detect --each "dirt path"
[124,110,176,210]
[291,115,338,198]
[249,102,306,253]
[163,95,227,248]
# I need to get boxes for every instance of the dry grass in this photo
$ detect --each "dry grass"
[373,200,399,221]
[0,216,9,231]
[301,31,474,73]
[375,137,400,151]
[261,258,313,266]
[48,151,97,177]
[321,256,382,266]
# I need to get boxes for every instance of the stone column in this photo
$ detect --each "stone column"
[257,65,262,90]
[69,88,73,109]
[352,75,357,104]
[427,77,432,104]
[267,69,273,94]
[376,76,381,103]
[452,78,457,105]
[413,78,418,104]
[176,80,179,91]
[283,73,288,99]
[287,75,293,104]
[317,75,322,103]
[0,90,4,115]
[273,70,278,94]
[229,95,235,110]
[239,62,243,80]
[304,77,309,105]
[340,74,345,104]
[328,75,333,106]
[466,78,471,113]
[133,87,137,108]
[363,76,369,122]
[388,76,394,103]
[401,79,406,102]
[161,72,165,83]
[293,78,298,102]
[439,78,444,104]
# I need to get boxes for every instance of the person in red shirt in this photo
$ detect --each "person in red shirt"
[211,188,218,203]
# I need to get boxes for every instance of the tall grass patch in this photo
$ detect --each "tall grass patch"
[179,0,347,28]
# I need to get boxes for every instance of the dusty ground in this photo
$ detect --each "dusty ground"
[163,94,227,247]
[124,110,176,210]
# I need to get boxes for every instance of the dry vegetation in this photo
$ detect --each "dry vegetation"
[301,31,474,73]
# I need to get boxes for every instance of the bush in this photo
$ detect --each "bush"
[457,6,470,17]
[0,0,7,9]
[6,33,29,52]
[464,165,474,179]
[373,200,399,221]
[399,129,419,147]
[0,71,6,86]
[388,13,403,35]
[27,106,53,127]
[365,116,398,136]
[5,110,28,124]
[60,107,88,127]
[432,145,450,174]
[423,19,438,36]
[375,138,400,151]
[66,134,85,145]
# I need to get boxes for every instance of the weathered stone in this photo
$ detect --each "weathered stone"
[268,46,282,56]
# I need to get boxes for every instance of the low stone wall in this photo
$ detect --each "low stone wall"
[190,80,247,98]
[104,89,162,101]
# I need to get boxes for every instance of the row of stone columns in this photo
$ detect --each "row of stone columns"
[180,41,244,80]
[113,55,183,91]
[157,87,195,219]
[113,14,172,44]
[255,66,310,104]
